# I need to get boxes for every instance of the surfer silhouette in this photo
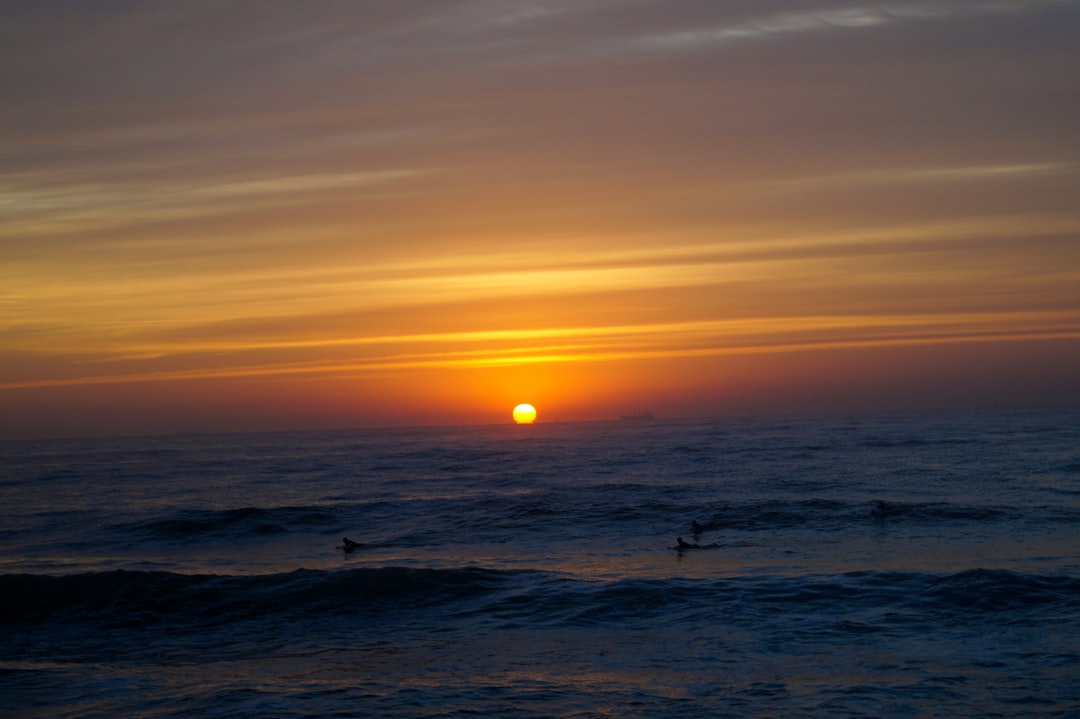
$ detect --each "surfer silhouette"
[341,537,365,552]
[871,500,893,517]
[673,536,720,551]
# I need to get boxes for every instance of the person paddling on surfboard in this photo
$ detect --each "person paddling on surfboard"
[673,537,721,551]
[871,500,895,518]
[341,537,365,552]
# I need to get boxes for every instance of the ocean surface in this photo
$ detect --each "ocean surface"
[2,410,1079,718]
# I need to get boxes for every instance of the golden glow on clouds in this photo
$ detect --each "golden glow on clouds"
[4,309,1077,391]
[8,213,1078,323]
[5,212,1080,366]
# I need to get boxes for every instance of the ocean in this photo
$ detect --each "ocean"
[2,410,1079,717]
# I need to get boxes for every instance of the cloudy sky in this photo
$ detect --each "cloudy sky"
[2,0,1079,438]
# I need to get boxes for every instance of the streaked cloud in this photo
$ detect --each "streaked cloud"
[0,168,431,237]
[764,162,1074,192]
[597,0,1075,55]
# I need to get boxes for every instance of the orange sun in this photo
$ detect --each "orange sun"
[512,403,537,424]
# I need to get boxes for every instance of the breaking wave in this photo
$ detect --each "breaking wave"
[5,567,1077,633]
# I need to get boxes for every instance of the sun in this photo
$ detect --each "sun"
[512,403,537,424]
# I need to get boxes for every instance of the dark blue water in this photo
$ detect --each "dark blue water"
[3,411,1079,717]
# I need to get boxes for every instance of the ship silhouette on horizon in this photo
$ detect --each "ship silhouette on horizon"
[620,410,655,421]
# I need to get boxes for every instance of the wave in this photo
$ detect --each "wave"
[106,492,1076,547]
[4,567,1077,631]
[860,436,977,449]
[108,505,350,541]
[0,566,514,627]
[688,499,1024,533]
[866,501,1019,522]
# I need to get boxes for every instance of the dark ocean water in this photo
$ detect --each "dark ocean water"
[2,411,1079,717]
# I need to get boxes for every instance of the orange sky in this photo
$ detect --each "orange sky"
[3,1,1080,438]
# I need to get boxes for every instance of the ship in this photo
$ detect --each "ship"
[620,410,655,421]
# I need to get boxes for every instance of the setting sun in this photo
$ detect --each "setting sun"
[512,403,537,424]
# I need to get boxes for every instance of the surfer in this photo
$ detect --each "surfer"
[341,537,365,552]
[673,537,720,551]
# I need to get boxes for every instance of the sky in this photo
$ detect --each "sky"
[2,0,1080,439]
